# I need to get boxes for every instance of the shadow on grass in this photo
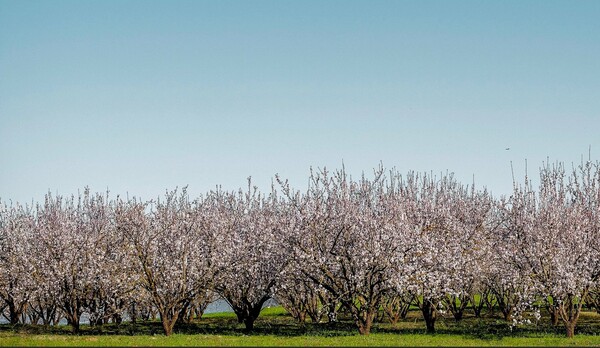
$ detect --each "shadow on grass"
[1,309,598,339]
[0,317,357,338]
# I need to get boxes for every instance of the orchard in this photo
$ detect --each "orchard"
[1,160,599,338]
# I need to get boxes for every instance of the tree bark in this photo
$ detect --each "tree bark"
[471,292,486,318]
[422,300,436,334]
[130,302,137,324]
[565,323,575,338]
[326,301,338,322]
[445,294,469,322]
[243,317,255,331]
[357,320,373,335]
[503,311,512,322]
[161,317,177,336]
[557,294,583,339]
[549,307,559,326]
[66,313,80,334]
[297,310,307,323]
[356,309,376,335]
[230,296,269,332]
[113,313,123,324]
[7,301,23,324]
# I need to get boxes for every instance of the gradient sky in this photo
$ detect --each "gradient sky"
[1,0,599,204]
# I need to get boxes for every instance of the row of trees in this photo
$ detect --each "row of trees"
[1,161,599,337]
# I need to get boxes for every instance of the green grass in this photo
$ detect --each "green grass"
[2,332,600,347]
[2,306,600,346]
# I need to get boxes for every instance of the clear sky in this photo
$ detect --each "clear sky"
[1,0,599,204]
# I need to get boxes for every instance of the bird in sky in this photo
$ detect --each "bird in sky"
[505,148,511,150]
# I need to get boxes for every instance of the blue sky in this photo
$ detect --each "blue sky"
[1,0,599,203]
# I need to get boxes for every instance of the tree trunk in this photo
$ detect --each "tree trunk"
[63,292,82,334]
[244,302,264,332]
[327,301,338,323]
[401,302,411,319]
[500,305,512,322]
[383,295,411,326]
[230,296,268,332]
[549,307,559,326]
[306,304,323,323]
[544,297,560,327]
[176,303,191,325]
[357,320,373,335]
[7,300,25,324]
[243,317,255,331]
[445,294,469,322]
[471,292,487,318]
[235,310,245,324]
[113,313,123,324]
[193,305,207,321]
[158,303,180,336]
[66,313,80,334]
[557,294,582,339]
[486,292,499,317]
[161,317,177,336]
[565,323,575,338]
[28,311,41,325]
[9,308,20,324]
[422,300,436,334]
[358,309,376,335]
[297,310,307,323]
[130,302,137,324]
[52,313,62,326]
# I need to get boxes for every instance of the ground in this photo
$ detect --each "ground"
[1,306,600,346]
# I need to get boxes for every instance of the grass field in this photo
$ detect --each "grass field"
[1,306,600,346]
